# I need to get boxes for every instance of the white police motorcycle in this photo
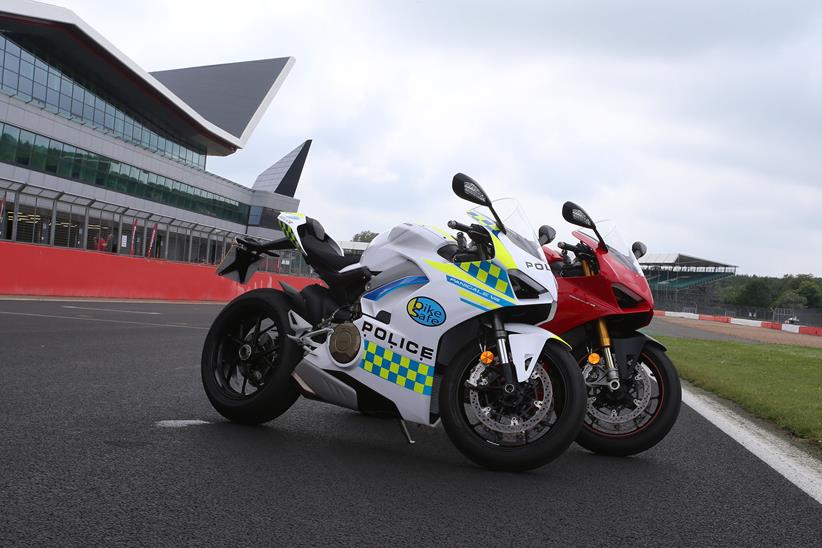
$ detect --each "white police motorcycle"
[203,174,585,471]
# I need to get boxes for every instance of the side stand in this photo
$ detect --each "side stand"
[398,419,415,444]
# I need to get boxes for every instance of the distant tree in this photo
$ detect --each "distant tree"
[773,289,808,310]
[795,280,822,308]
[732,278,773,307]
[352,230,378,243]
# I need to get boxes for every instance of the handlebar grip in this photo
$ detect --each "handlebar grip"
[448,220,472,232]
[557,241,589,256]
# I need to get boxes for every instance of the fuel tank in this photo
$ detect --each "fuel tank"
[360,224,451,274]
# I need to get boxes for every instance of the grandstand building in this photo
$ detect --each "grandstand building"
[640,253,737,309]
[0,0,310,266]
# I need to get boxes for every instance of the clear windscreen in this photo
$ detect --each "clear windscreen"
[470,198,542,259]
[581,221,644,275]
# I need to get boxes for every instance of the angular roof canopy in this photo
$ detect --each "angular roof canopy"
[253,140,311,198]
[151,58,291,141]
[0,0,293,156]
[640,253,737,269]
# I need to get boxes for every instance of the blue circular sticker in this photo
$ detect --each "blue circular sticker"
[407,296,446,327]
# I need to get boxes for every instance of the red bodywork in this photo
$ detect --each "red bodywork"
[541,231,655,336]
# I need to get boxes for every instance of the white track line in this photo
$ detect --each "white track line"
[62,305,161,315]
[0,310,207,330]
[155,419,211,428]
[683,384,822,505]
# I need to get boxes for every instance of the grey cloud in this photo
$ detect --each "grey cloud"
[370,0,822,57]
[54,0,822,275]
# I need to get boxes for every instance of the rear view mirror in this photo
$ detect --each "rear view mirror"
[452,173,491,207]
[632,241,647,259]
[561,201,595,230]
[538,225,556,245]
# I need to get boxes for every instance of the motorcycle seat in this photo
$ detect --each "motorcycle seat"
[298,217,371,303]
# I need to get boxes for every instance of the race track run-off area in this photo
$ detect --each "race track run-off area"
[1,300,821,546]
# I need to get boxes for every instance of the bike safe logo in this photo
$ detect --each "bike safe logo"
[406,296,446,327]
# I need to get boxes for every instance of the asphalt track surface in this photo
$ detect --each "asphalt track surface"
[1,301,821,547]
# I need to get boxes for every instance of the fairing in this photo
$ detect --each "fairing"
[541,229,654,336]
[293,206,561,425]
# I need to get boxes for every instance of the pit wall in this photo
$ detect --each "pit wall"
[655,310,822,337]
[0,241,318,302]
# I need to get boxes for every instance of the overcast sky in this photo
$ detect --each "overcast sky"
[52,0,822,275]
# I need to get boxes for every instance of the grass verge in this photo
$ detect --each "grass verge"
[658,336,822,449]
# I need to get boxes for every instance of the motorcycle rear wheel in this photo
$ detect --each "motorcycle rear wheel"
[201,289,301,425]
[440,341,586,472]
[576,344,681,456]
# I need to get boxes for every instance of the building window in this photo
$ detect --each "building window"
[247,206,282,229]
[0,33,207,170]
[0,121,250,224]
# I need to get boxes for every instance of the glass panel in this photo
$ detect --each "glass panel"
[0,123,19,162]
[13,199,37,243]
[70,147,84,179]
[31,134,49,170]
[95,158,110,186]
[44,139,62,174]
[79,153,97,184]
[32,82,46,103]
[57,144,75,178]
[19,59,34,79]
[34,197,53,245]
[14,129,34,166]
[85,209,116,252]
[17,76,33,97]
[33,65,47,85]
[47,71,60,91]
[53,203,78,247]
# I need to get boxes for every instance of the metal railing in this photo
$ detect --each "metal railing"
[0,176,319,277]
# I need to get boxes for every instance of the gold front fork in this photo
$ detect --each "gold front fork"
[582,259,620,391]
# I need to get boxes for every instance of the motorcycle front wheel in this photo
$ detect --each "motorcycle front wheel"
[439,341,586,472]
[201,289,301,425]
[576,344,681,456]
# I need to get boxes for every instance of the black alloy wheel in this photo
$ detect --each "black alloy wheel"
[576,344,681,456]
[201,289,301,424]
[440,341,586,472]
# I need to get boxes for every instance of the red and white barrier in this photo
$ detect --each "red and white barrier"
[0,241,319,302]
[655,310,822,337]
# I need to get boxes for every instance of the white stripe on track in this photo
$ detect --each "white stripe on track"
[155,420,211,428]
[683,384,822,505]
[0,310,208,330]
[62,305,161,315]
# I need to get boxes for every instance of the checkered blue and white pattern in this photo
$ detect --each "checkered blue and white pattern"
[359,341,434,396]
[457,260,514,298]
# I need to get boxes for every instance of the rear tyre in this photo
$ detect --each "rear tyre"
[440,341,586,472]
[201,289,301,425]
[576,345,681,456]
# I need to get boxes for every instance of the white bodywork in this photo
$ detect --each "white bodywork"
[281,212,565,425]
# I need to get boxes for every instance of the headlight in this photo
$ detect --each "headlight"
[508,269,548,299]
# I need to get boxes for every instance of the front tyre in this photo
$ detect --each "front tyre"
[201,289,301,425]
[440,342,586,472]
[576,345,681,456]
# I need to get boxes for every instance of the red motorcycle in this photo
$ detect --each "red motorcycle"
[539,202,681,456]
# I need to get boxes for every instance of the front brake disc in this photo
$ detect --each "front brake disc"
[587,363,652,424]
[468,364,553,433]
